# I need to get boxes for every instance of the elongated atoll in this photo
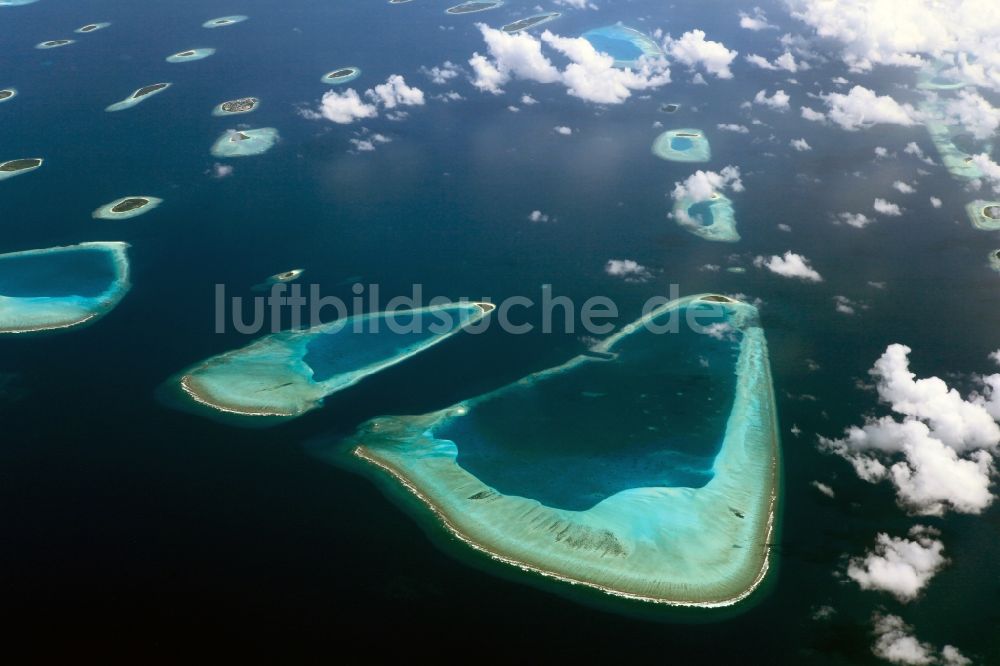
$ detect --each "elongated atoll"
[502,12,560,33]
[203,15,247,28]
[0,242,131,334]
[92,196,163,220]
[166,48,215,63]
[210,128,279,158]
[347,294,780,606]
[0,157,43,180]
[213,97,259,116]
[921,99,990,180]
[0,0,41,5]
[674,193,739,242]
[446,1,503,14]
[175,302,494,421]
[581,25,663,69]
[105,82,171,112]
[322,67,361,85]
[36,39,74,49]
[653,128,711,162]
[0,88,18,103]
[966,200,1000,230]
[75,22,111,33]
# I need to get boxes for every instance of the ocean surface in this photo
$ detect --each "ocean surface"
[2,0,999,661]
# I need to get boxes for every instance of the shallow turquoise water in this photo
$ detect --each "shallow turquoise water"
[687,200,716,227]
[0,248,115,298]
[671,137,694,151]
[583,34,644,63]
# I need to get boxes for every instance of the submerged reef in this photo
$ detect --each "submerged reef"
[213,97,259,116]
[166,48,215,63]
[176,303,493,421]
[0,242,131,334]
[502,12,560,33]
[348,295,779,606]
[653,129,711,162]
[203,15,248,28]
[92,196,163,220]
[966,200,1000,230]
[581,25,663,69]
[322,67,361,85]
[673,193,739,242]
[210,128,279,158]
[106,83,171,112]
[0,157,43,180]
[446,1,503,14]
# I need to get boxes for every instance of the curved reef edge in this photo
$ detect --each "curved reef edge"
[350,294,780,607]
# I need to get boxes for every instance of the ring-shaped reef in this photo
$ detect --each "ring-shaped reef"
[105,82,171,112]
[36,39,74,49]
[446,1,503,14]
[966,200,1000,231]
[92,196,163,220]
[176,302,494,421]
[916,61,966,91]
[653,129,710,162]
[210,128,280,158]
[502,12,560,33]
[213,97,259,116]
[0,157,43,180]
[322,67,361,85]
[75,22,111,34]
[0,88,17,103]
[347,294,780,606]
[674,193,739,243]
[166,48,215,63]
[203,15,248,28]
[0,242,131,335]
[581,25,663,69]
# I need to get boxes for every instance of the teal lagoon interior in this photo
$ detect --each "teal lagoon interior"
[0,246,116,298]
[581,25,662,68]
[444,302,739,511]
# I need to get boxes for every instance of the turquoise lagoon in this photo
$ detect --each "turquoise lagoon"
[653,129,711,162]
[674,194,739,243]
[0,242,131,334]
[177,303,494,421]
[349,295,780,605]
[210,128,279,158]
[581,25,663,69]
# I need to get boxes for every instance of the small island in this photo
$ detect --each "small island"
[581,25,664,69]
[346,294,779,606]
[921,99,985,181]
[502,12,560,33]
[75,22,111,33]
[966,200,1000,231]
[106,82,171,112]
[674,192,740,242]
[0,0,42,5]
[321,67,361,85]
[166,48,216,63]
[653,128,711,162]
[0,157,43,180]
[252,268,305,291]
[36,39,75,49]
[446,1,503,14]
[0,88,16,103]
[203,15,248,28]
[92,196,163,220]
[660,103,680,113]
[0,242,131,335]
[210,128,280,158]
[173,303,494,421]
[213,97,259,116]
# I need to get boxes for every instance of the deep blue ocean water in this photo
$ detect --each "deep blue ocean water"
[2,0,1000,661]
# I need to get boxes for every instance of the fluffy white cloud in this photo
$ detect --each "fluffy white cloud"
[554,125,572,135]
[717,123,749,133]
[605,259,651,282]
[421,61,461,84]
[316,88,378,124]
[349,133,391,153]
[785,0,1000,91]
[754,89,791,110]
[746,52,799,72]
[210,163,233,179]
[930,196,943,208]
[671,166,743,203]
[739,7,775,31]
[801,106,826,122]
[893,181,916,194]
[820,345,999,515]
[872,614,935,665]
[468,25,670,103]
[790,138,812,151]
[943,90,1000,140]
[666,30,737,79]
[971,153,1000,193]
[812,480,835,497]
[847,526,947,601]
[754,251,823,282]
[528,210,550,222]
[823,86,919,130]
[839,212,873,228]
[874,198,903,216]
[367,75,425,109]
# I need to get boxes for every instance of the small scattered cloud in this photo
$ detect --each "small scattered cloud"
[874,198,903,216]
[790,138,812,151]
[754,251,823,282]
[528,210,550,222]
[604,259,651,282]
[847,526,947,602]
[554,125,572,135]
[665,29,738,79]
[738,7,776,31]
[754,89,791,111]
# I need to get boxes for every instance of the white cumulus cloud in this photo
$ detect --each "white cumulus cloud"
[847,526,947,602]
[665,29,738,79]
[822,86,919,131]
[754,89,791,111]
[754,251,823,282]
